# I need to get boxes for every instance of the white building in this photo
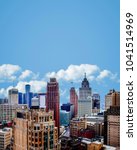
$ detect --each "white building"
[78,74,92,117]
[8,88,18,105]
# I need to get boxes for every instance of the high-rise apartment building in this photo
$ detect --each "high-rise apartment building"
[105,89,120,111]
[70,87,78,117]
[8,88,18,105]
[78,74,92,117]
[12,109,59,150]
[46,78,60,133]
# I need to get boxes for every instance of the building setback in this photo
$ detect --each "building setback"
[46,78,60,134]
[70,87,78,117]
[78,74,92,117]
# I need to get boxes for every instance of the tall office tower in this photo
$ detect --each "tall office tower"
[8,88,18,105]
[12,109,59,150]
[24,84,33,108]
[70,87,78,117]
[46,78,60,133]
[104,106,120,147]
[105,89,120,111]
[78,74,92,117]
[92,93,100,114]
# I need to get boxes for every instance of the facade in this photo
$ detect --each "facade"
[12,109,59,150]
[78,74,92,117]
[92,93,100,114]
[61,103,74,119]
[70,87,78,117]
[70,118,87,137]
[0,128,12,150]
[105,89,120,111]
[46,78,60,133]
[8,88,18,105]
[104,106,120,147]
[60,110,70,126]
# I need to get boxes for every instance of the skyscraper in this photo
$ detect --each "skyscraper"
[78,74,92,117]
[8,88,18,105]
[105,89,120,111]
[46,78,60,133]
[23,84,33,108]
[70,87,78,117]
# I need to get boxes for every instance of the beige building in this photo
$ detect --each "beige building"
[8,88,18,105]
[105,90,120,111]
[70,118,87,137]
[0,128,12,150]
[12,109,59,150]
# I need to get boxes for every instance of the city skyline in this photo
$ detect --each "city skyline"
[0,0,120,109]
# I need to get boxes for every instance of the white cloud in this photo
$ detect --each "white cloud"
[45,64,99,82]
[19,70,39,80]
[0,64,21,82]
[96,70,117,81]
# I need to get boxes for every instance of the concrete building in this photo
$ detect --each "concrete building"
[12,109,59,150]
[78,74,92,117]
[46,78,60,134]
[70,87,78,117]
[0,128,12,150]
[105,89,120,111]
[8,88,18,105]
[104,106,120,147]
[70,118,87,137]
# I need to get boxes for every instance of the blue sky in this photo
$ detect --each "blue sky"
[0,0,119,109]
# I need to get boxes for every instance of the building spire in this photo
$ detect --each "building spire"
[84,72,86,78]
